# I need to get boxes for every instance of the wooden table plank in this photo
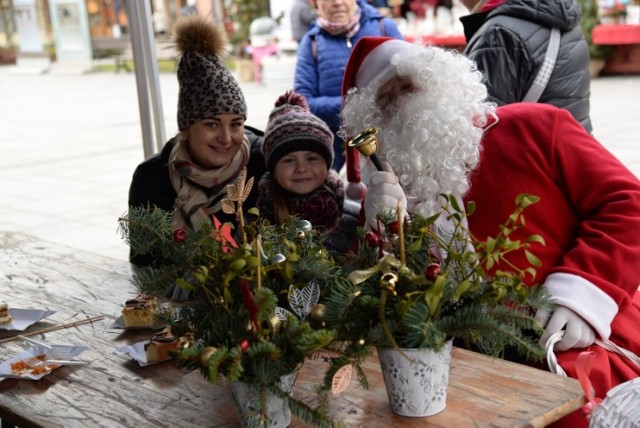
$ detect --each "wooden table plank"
[0,232,585,427]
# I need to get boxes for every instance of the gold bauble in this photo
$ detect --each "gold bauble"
[269,315,281,332]
[380,272,398,297]
[296,230,306,240]
[309,303,327,327]
[200,346,218,367]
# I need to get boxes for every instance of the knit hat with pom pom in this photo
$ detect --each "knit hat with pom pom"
[175,16,247,130]
[262,91,334,174]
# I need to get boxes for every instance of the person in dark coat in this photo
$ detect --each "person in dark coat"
[128,16,267,267]
[460,0,593,132]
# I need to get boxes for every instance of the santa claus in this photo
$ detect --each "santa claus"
[340,36,640,427]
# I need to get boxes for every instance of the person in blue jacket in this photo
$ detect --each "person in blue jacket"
[294,0,403,172]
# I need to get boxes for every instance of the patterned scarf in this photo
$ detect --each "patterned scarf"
[316,7,361,37]
[257,169,345,234]
[169,135,250,231]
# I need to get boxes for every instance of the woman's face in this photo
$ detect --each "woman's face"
[274,151,328,196]
[182,114,245,169]
[317,0,357,25]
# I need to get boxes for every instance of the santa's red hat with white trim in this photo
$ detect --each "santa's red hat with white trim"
[341,36,412,200]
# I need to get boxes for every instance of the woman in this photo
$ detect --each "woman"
[128,16,266,267]
[294,0,403,172]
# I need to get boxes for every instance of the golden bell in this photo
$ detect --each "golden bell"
[347,127,379,157]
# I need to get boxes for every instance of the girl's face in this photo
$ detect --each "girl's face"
[317,0,357,25]
[274,151,328,196]
[182,114,245,169]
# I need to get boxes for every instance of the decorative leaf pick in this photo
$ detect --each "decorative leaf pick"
[211,215,237,253]
[220,168,254,244]
[332,365,353,395]
[289,282,321,319]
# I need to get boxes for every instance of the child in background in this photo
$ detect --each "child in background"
[257,91,344,235]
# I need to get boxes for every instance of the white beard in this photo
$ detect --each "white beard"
[341,46,496,217]
[352,89,485,217]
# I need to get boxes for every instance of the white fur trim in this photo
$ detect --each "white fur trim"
[543,272,617,340]
[355,40,412,89]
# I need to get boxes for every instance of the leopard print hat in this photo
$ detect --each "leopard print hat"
[175,16,247,131]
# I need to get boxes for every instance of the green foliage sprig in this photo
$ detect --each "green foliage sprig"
[321,193,553,395]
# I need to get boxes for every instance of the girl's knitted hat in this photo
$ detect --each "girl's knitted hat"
[262,91,334,173]
[175,16,247,130]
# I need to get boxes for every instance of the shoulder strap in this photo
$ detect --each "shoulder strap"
[311,34,318,62]
[379,17,385,36]
[522,28,561,102]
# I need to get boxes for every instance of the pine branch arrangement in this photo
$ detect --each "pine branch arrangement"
[321,193,554,394]
[119,169,345,427]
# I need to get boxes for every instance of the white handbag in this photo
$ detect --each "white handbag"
[545,331,640,427]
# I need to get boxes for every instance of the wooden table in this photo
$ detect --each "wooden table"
[0,232,586,427]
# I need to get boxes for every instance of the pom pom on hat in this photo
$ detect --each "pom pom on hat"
[175,16,247,130]
[341,36,411,196]
[262,90,334,174]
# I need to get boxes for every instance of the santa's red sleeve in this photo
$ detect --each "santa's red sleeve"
[465,104,640,409]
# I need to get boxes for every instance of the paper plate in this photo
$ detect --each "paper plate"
[0,309,56,331]
[0,343,89,381]
[115,340,172,367]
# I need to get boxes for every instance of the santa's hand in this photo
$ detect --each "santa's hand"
[364,162,407,231]
[536,307,596,352]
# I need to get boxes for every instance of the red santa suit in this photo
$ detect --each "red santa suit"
[465,102,640,425]
[341,36,640,427]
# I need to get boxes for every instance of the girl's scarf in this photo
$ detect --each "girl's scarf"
[316,7,361,38]
[257,169,345,234]
[169,135,250,231]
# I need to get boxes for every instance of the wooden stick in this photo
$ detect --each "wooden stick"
[0,315,104,344]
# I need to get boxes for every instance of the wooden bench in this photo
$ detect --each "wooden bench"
[91,36,130,64]
[91,37,178,73]
[116,40,179,73]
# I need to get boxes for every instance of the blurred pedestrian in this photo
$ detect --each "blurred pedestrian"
[291,0,318,43]
[460,0,592,132]
[293,0,404,172]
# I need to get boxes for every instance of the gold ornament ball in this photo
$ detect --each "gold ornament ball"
[269,315,281,332]
[309,303,326,327]
[200,346,218,367]
[296,230,306,240]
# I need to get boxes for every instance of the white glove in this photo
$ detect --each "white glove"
[536,307,596,352]
[363,162,407,231]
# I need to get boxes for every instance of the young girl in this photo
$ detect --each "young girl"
[257,91,344,235]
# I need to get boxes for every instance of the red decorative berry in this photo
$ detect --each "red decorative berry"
[388,221,399,234]
[239,339,250,352]
[363,232,380,247]
[173,228,187,242]
[425,263,441,281]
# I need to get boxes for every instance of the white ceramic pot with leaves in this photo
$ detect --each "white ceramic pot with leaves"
[229,371,297,428]
[378,340,453,417]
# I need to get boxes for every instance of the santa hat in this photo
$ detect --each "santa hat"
[262,91,334,174]
[175,16,247,131]
[341,37,412,198]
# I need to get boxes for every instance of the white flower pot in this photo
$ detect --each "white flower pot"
[378,340,453,417]
[229,371,297,427]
